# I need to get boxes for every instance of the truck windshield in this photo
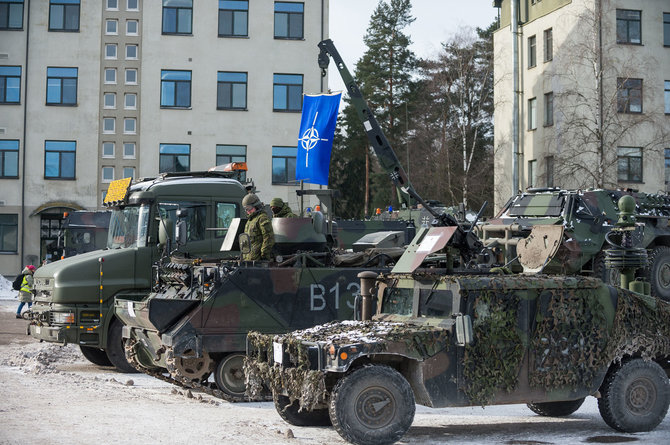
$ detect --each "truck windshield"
[107,204,150,249]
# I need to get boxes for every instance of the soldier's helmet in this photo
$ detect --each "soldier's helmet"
[243,193,261,208]
[270,198,284,207]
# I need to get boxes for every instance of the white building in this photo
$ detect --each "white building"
[493,0,670,211]
[0,0,329,276]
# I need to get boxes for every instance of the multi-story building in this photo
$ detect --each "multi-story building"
[493,0,670,211]
[0,0,329,276]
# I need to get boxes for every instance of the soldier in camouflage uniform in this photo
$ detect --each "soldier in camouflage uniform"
[243,193,274,261]
[270,198,297,218]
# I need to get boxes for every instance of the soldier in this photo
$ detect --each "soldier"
[242,193,274,261]
[270,198,297,218]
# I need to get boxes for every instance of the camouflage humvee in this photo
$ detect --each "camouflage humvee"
[246,225,670,445]
[480,188,670,301]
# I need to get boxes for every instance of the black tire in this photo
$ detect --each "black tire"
[214,353,247,397]
[106,318,139,373]
[527,397,585,417]
[79,345,113,367]
[598,358,670,433]
[274,394,332,427]
[646,246,670,302]
[329,365,415,445]
[593,252,620,287]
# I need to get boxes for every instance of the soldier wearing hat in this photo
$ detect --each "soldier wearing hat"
[270,197,297,218]
[242,193,274,261]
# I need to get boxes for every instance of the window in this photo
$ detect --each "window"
[124,118,136,134]
[545,155,554,188]
[528,35,536,68]
[103,117,115,133]
[617,147,642,182]
[44,140,75,179]
[215,202,237,237]
[105,44,117,59]
[0,66,21,104]
[125,93,137,109]
[616,9,641,44]
[0,0,24,30]
[162,0,192,35]
[46,67,77,105]
[126,44,138,59]
[273,74,302,111]
[664,13,670,46]
[123,142,136,158]
[125,68,137,84]
[274,2,303,39]
[104,92,116,108]
[126,19,138,35]
[543,28,552,62]
[105,68,117,84]
[0,214,18,252]
[123,166,135,179]
[216,144,246,181]
[159,143,190,172]
[272,146,297,184]
[102,141,114,158]
[106,0,118,10]
[49,0,80,32]
[161,70,191,108]
[217,72,247,109]
[106,19,118,34]
[617,78,642,113]
[127,0,138,11]
[0,140,19,178]
[528,160,536,188]
[665,148,670,185]
[528,97,537,130]
[102,166,114,182]
[544,92,553,126]
[665,80,670,114]
[219,0,248,37]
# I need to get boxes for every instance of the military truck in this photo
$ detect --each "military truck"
[479,188,670,301]
[29,167,249,372]
[59,210,111,259]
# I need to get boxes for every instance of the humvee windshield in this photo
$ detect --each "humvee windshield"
[108,204,150,249]
[507,194,565,217]
[380,287,413,315]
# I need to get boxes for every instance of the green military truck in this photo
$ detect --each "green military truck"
[29,169,248,372]
[480,188,670,301]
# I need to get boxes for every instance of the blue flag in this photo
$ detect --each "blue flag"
[295,93,341,185]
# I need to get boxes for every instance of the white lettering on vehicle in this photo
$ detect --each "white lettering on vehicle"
[310,282,360,311]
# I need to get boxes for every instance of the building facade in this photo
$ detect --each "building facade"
[0,0,329,276]
[493,0,670,211]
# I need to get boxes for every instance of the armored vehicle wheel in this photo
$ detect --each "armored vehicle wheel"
[527,397,585,417]
[274,394,331,426]
[80,345,113,367]
[106,318,139,373]
[594,253,620,287]
[646,247,670,302]
[329,365,415,445]
[214,353,247,397]
[171,349,213,382]
[598,358,670,433]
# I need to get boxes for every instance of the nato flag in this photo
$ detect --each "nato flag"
[295,93,341,185]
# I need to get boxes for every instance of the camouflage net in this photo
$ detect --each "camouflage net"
[462,290,524,406]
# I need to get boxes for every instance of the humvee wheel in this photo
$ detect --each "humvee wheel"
[329,365,415,445]
[647,247,670,302]
[106,318,139,373]
[214,353,247,397]
[274,394,331,426]
[527,397,585,417]
[80,345,113,367]
[598,358,670,433]
[172,349,213,382]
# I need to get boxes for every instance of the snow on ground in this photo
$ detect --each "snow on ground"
[0,278,668,445]
[0,274,18,301]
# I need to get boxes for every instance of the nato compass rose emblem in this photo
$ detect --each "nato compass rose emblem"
[299,112,330,166]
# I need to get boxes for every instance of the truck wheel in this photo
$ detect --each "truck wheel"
[214,353,247,397]
[79,345,113,367]
[598,359,669,433]
[527,397,585,417]
[274,394,331,426]
[106,318,139,373]
[646,247,670,302]
[329,365,415,445]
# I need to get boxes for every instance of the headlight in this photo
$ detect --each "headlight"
[52,312,75,324]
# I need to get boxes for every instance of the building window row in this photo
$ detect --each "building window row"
[106,0,139,12]
[527,92,554,130]
[102,141,136,159]
[528,28,552,68]
[103,117,137,134]
[617,147,642,183]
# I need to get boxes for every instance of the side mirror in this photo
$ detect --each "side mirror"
[175,220,187,246]
[158,219,174,248]
[455,314,473,346]
[238,233,251,256]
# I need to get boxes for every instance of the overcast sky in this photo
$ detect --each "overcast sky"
[327,0,500,92]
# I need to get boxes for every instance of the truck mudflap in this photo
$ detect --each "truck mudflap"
[115,298,198,333]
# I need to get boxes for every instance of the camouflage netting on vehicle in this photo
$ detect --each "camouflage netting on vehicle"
[462,290,524,406]
[529,288,609,390]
